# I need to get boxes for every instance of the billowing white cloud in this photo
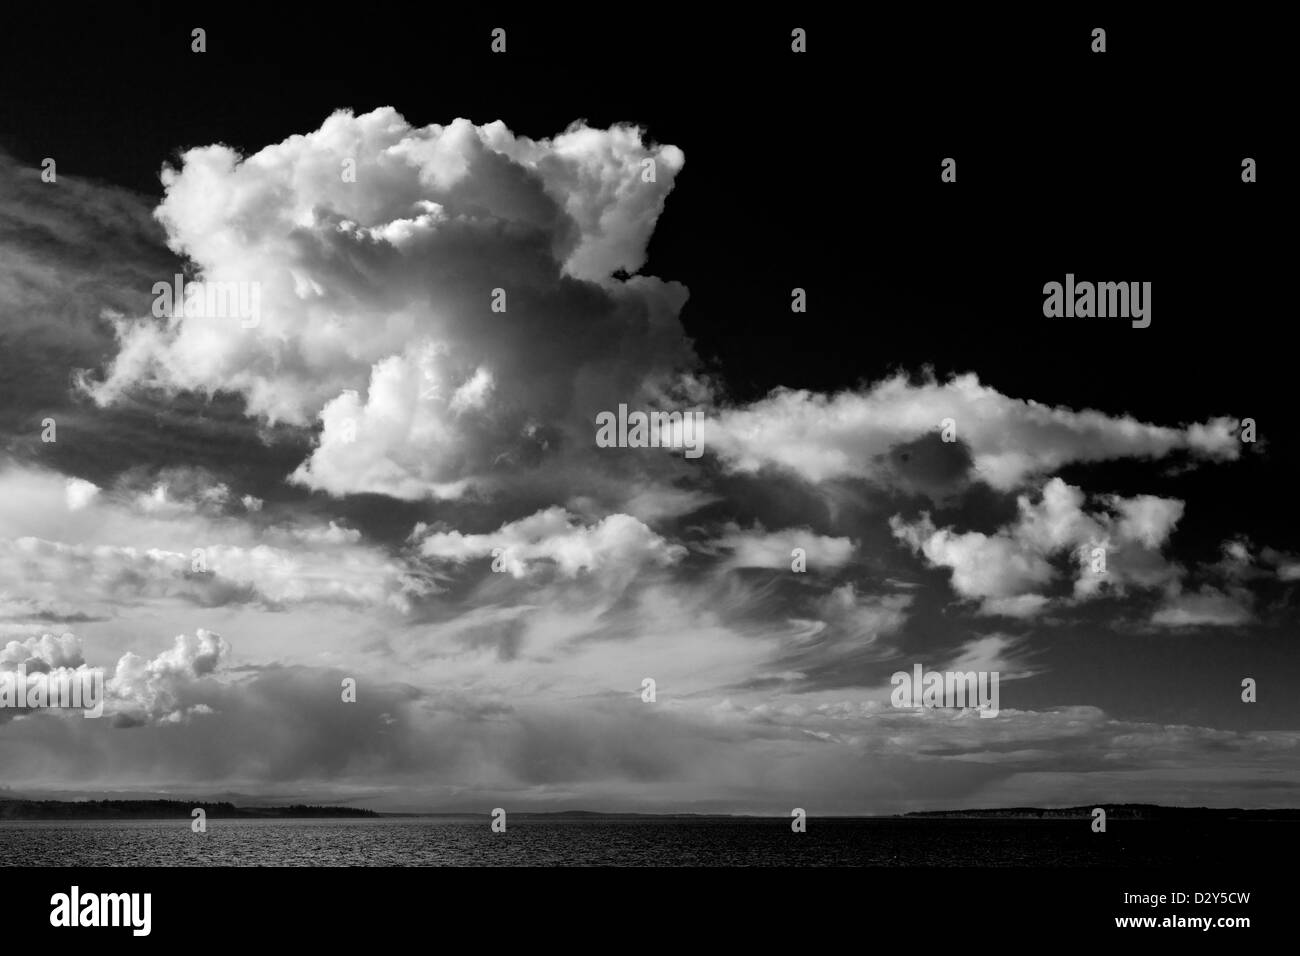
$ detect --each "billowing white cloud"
[64,478,100,511]
[891,514,1055,606]
[891,477,1185,615]
[705,523,855,571]
[80,108,694,501]
[710,373,1240,492]
[1,630,229,727]
[108,629,230,726]
[1,632,86,671]
[415,507,684,580]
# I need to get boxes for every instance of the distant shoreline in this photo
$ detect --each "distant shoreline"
[2,799,1298,822]
[0,799,378,821]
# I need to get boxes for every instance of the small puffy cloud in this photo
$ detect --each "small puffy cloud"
[135,481,230,515]
[449,365,494,414]
[1112,494,1186,550]
[710,372,1240,493]
[705,523,855,571]
[584,484,717,525]
[891,477,1184,615]
[890,513,1055,605]
[1,632,86,671]
[117,467,237,517]
[1141,538,1286,626]
[1150,586,1254,628]
[64,478,100,512]
[978,595,1052,619]
[1258,545,1300,582]
[415,507,685,580]
[1205,538,1300,585]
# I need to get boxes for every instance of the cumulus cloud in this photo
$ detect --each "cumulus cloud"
[97,466,264,520]
[890,477,1185,615]
[1,632,86,671]
[108,629,230,726]
[704,523,855,571]
[710,372,1240,493]
[1,629,230,727]
[79,108,694,501]
[1275,560,1300,582]
[64,478,100,511]
[414,507,684,580]
[1224,541,1300,583]
[133,479,231,515]
[0,632,99,726]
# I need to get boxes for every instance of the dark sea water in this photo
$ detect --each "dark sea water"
[1,817,1288,866]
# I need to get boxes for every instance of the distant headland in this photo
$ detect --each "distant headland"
[903,804,1300,821]
[0,799,378,820]
[2,800,1297,822]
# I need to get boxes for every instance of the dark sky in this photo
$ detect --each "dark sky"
[2,10,1283,403]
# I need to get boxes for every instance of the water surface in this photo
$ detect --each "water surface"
[2,816,1280,866]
